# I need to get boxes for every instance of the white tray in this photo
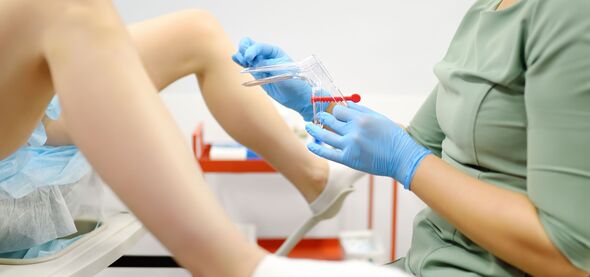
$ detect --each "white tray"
[0,212,145,277]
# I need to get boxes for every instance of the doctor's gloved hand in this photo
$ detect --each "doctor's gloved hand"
[305,103,432,190]
[232,37,315,121]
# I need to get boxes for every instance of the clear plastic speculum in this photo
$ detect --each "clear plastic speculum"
[242,55,348,125]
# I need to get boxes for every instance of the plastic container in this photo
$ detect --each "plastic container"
[338,230,385,263]
[209,144,260,160]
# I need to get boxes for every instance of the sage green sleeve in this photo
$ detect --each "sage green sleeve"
[525,0,590,271]
[408,85,445,157]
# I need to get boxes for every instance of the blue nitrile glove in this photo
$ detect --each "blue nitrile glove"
[305,103,431,190]
[232,37,315,121]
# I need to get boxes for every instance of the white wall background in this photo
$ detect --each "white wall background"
[106,0,474,268]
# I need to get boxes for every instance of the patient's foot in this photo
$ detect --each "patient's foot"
[306,160,365,215]
[299,159,329,203]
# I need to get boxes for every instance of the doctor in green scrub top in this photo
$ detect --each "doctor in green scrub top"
[234,0,590,275]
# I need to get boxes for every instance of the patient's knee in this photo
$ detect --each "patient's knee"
[177,9,225,39]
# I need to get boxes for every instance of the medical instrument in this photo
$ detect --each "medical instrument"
[306,103,431,190]
[311,94,361,103]
[241,55,353,125]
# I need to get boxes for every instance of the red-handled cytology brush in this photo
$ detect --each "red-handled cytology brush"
[311,93,361,103]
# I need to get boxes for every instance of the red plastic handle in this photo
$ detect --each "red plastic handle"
[311,93,361,103]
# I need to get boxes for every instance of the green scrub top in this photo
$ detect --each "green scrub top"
[403,0,590,275]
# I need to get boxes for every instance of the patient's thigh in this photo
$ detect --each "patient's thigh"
[0,0,62,159]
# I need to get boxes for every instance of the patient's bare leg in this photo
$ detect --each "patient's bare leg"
[130,11,330,202]
[0,0,264,276]
[47,10,330,202]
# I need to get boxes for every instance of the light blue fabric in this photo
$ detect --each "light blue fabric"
[0,235,82,259]
[0,96,90,199]
[27,96,60,147]
[0,96,96,259]
[0,146,91,199]
[22,235,82,259]
[306,103,431,189]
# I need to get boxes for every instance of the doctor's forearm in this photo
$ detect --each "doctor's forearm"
[410,155,587,276]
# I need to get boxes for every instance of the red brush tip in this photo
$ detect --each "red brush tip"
[310,93,362,103]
